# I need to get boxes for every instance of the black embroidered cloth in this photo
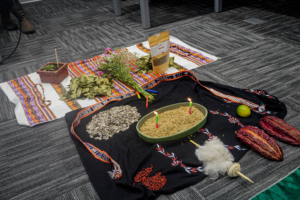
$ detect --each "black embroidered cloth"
[65,71,286,200]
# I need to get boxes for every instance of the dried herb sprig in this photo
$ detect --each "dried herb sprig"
[59,75,113,100]
[97,48,155,102]
[135,54,153,74]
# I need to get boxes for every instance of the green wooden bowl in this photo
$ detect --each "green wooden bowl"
[136,102,208,143]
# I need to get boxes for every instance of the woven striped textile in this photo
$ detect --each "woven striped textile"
[0,36,217,126]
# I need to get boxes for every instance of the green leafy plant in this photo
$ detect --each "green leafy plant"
[97,48,155,102]
[135,54,153,74]
[42,64,61,71]
[59,75,113,101]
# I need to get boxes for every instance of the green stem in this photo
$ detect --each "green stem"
[131,82,154,102]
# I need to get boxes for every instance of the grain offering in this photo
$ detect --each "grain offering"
[140,106,204,137]
[86,105,141,140]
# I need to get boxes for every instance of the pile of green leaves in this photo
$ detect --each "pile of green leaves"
[43,64,61,71]
[135,54,176,74]
[97,48,155,102]
[135,54,152,74]
[59,75,113,101]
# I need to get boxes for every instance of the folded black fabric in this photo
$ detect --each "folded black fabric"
[65,71,286,200]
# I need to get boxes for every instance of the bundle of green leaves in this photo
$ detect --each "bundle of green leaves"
[59,75,113,101]
[135,54,153,74]
[97,48,155,102]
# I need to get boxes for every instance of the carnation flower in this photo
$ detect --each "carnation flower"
[97,71,104,77]
[105,47,112,54]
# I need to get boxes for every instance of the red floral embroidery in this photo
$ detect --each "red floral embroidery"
[134,165,153,183]
[133,165,167,191]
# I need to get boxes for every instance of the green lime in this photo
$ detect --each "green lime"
[237,105,251,117]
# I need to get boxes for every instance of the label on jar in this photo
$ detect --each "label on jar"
[150,40,170,57]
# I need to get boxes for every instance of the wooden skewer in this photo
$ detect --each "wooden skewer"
[55,48,59,68]
[190,140,200,147]
[190,140,254,184]
[236,171,254,184]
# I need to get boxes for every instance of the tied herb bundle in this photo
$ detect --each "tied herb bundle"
[97,48,154,102]
[59,75,113,101]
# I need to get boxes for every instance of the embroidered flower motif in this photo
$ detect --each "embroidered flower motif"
[199,128,218,141]
[224,145,247,150]
[156,144,203,174]
[133,165,167,191]
[210,110,244,127]
[228,116,239,124]
[210,110,219,114]
[198,128,247,151]
[134,165,153,183]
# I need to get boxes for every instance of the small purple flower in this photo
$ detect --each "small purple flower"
[98,71,104,77]
[105,47,112,54]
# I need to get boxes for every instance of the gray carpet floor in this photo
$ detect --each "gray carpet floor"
[1,0,300,199]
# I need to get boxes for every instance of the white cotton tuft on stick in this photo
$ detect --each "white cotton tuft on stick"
[195,137,234,180]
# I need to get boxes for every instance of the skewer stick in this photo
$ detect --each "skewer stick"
[136,91,141,99]
[190,140,254,184]
[190,140,200,147]
[146,95,149,108]
[55,48,59,68]
[236,171,254,184]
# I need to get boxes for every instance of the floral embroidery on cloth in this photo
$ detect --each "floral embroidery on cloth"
[210,110,244,127]
[199,111,247,150]
[156,144,203,174]
[198,128,247,151]
[133,165,167,191]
